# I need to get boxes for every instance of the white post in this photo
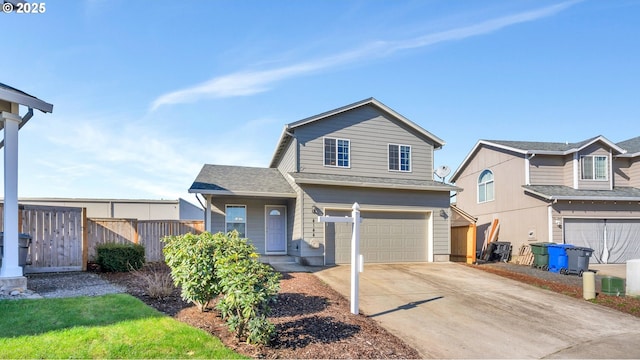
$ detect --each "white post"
[351,202,361,315]
[1,111,23,278]
[317,202,362,315]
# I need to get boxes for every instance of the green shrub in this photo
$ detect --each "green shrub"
[162,232,222,311]
[96,243,145,272]
[162,231,281,344]
[215,231,281,344]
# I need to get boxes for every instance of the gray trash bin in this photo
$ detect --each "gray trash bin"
[0,232,32,266]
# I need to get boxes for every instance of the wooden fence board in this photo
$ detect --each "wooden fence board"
[2,204,203,273]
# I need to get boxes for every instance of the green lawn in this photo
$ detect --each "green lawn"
[0,294,246,359]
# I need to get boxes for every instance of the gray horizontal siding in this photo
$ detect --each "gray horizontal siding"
[296,105,435,180]
[209,197,290,255]
[613,158,631,187]
[276,137,297,174]
[631,159,640,188]
[530,155,566,185]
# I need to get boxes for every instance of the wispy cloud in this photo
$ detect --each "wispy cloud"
[150,1,581,110]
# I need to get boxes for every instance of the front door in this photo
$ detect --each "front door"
[265,205,286,254]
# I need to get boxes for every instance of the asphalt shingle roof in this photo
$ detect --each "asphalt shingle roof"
[523,185,640,201]
[289,172,459,191]
[617,136,640,154]
[189,165,296,197]
[487,137,601,152]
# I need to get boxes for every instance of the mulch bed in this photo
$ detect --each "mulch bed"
[101,266,420,359]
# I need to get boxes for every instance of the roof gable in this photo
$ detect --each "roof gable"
[189,164,296,197]
[451,135,627,182]
[0,82,53,113]
[269,98,444,168]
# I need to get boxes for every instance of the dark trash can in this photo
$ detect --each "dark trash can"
[485,241,512,262]
[530,243,554,270]
[547,244,574,273]
[564,246,594,276]
[0,232,32,267]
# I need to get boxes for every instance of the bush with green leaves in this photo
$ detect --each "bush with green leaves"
[162,231,281,344]
[214,232,281,344]
[162,232,222,311]
[96,243,145,272]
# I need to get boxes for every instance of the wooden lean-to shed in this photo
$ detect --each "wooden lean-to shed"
[450,204,477,264]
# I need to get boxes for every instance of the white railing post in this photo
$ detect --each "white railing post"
[351,202,361,314]
[1,112,23,278]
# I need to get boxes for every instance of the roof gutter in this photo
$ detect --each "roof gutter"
[523,188,640,202]
[188,189,297,198]
[292,177,461,192]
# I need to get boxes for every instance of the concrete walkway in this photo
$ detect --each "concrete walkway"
[315,263,640,359]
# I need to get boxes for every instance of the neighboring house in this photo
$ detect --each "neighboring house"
[189,98,458,266]
[12,197,203,220]
[450,136,640,264]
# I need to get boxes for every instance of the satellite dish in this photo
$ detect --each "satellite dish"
[434,165,451,183]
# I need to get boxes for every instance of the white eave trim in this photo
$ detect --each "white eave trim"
[188,189,297,198]
[523,188,640,202]
[292,177,460,192]
[451,140,527,181]
[0,88,53,113]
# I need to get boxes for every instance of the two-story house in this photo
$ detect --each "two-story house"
[189,98,458,266]
[450,136,640,264]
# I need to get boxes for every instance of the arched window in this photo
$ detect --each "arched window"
[478,169,494,203]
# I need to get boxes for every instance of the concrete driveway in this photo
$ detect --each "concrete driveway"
[314,263,640,359]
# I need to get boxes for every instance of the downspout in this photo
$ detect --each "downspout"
[548,199,557,243]
[525,153,535,185]
[573,153,579,189]
[609,148,613,190]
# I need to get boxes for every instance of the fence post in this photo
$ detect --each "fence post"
[133,219,139,244]
[82,208,88,271]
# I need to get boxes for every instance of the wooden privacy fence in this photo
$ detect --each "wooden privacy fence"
[88,219,205,262]
[1,204,203,273]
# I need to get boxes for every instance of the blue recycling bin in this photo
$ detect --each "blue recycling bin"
[547,244,574,273]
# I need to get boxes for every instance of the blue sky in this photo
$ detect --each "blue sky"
[2,0,639,205]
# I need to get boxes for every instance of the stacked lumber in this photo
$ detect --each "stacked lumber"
[513,244,534,265]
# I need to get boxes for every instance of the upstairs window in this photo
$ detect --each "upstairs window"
[581,155,608,180]
[226,205,246,238]
[389,144,411,172]
[324,138,350,167]
[478,169,494,203]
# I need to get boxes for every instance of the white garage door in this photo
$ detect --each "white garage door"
[325,211,428,265]
[564,218,640,264]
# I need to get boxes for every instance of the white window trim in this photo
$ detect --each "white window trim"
[580,155,608,181]
[225,204,247,237]
[388,143,412,172]
[323,137,351,168]
[477,169,495,203]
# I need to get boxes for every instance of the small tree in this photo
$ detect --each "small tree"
[215,231,281,344]
[162,232,221,311]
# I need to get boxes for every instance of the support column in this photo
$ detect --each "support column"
[1,111,24,279]
[205,195,212,232]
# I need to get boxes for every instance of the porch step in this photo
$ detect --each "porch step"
[260,255,297,264]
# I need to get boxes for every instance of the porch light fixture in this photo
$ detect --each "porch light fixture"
[311,205,324,216]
